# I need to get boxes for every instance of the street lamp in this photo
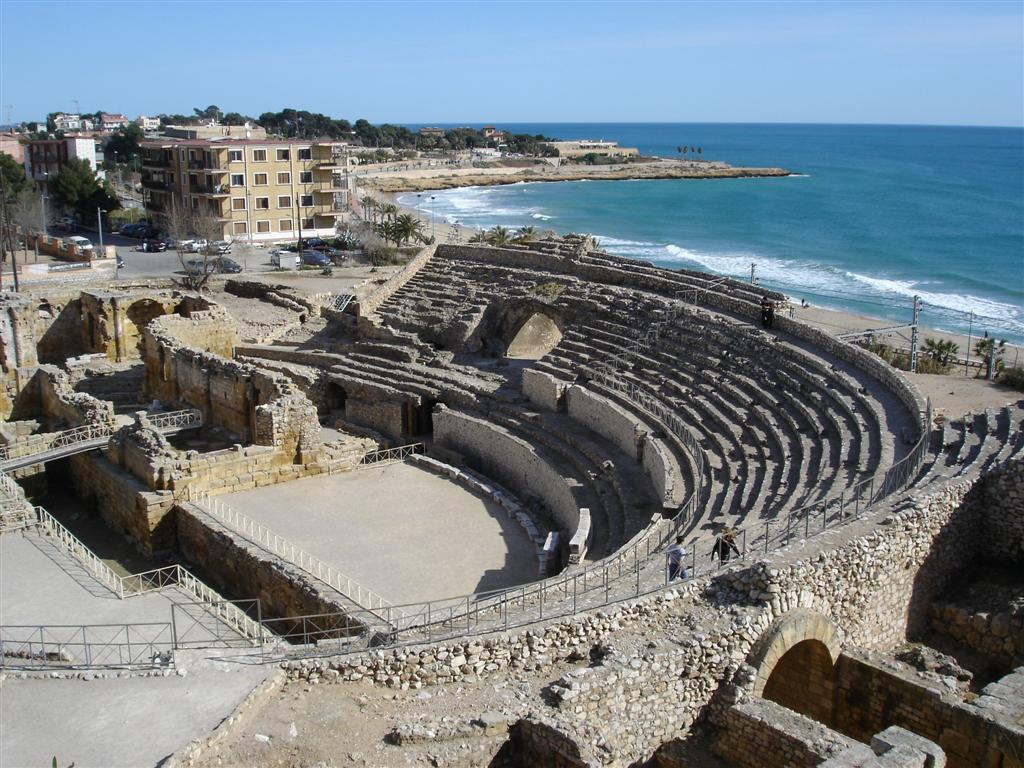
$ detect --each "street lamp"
[429,195,436,241]
[40,171,49,236]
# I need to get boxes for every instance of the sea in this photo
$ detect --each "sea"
[398,124,1024,345]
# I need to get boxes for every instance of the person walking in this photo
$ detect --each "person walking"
[666,535,688,582]
[710,526,741,564]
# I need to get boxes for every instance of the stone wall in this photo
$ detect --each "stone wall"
[12,365,115,428]
[928,600,1024,670]
[565,385,642,460]
[433,406,584,539]
[712,698,854,768]
[175,502,360,623]
[832,651,1024,768]
[355,244,437,317]
[980,458,1024,564]
[522,368,568,412]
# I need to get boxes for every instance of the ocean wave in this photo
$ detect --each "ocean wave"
[532,213,554,220]
[847,273,1022,323]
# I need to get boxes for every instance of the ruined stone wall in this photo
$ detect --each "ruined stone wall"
[711,698,854,768]
[980,457,1024,563]
[344,397,406,442]
[15,365,116,428]
[720,473,984,649]
[176,502,359,621]
[565,385,642,460]
[68,451,177,554]
[433,407,583,539]
[522,368,567,412]
[833,652,1024,768]
[928,601,1024,669]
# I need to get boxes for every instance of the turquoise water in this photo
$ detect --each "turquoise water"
[399,124,1024,343]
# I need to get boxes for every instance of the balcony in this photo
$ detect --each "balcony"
[141,156,172,170]
[187,160,227,173]
[192,184,230,196]
[142,179,171,191]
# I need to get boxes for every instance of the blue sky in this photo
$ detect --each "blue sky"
[2,0,1022,126]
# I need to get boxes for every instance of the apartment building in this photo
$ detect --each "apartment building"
[25,137,102,182]
[140,138,355,241]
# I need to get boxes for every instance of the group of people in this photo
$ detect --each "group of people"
[665,526,741,582]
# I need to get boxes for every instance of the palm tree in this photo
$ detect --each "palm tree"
[362,196,379,223]
[468,230,488,243]
[513,226,536,244]
[923,337,959,366]
[974,336,1006,372]
[377,202,399,221]
[485,225,511,247]
[394,213,426,245]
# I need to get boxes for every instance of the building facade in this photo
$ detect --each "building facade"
[24,137,101,182]
[135,115,162,131]
[99,113,129,131]
[140,139,354,242]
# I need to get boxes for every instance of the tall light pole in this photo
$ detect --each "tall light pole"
[430,195,436,241]
[40,171,49,236]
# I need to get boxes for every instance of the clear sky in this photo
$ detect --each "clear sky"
[2,0,1022,127]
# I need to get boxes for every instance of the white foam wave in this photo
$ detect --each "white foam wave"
[532,213,553,220]
[847,273,1022,322]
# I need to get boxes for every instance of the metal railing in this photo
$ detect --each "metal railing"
[358,443,424,466]
[36,506,125,598]
[0,409,202,467]
[191,492,399,620]
[332,293,355,312]
[0,623,174,669]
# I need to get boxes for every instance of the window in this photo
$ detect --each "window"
[298,148,312,160]
[189,173,198,187]
[230,173,244,186]
[301,217,314,230]
[231,197,246,211]
[299,171,312,183]
[256,220,271,233]
[191,197,199,209]
[252,149,267,162]
[228,149,243,162]
[188,150,198,162]
[279,219,293,231]
[276,148,290,161]
[277,172,291,184]
[232,221,248,235]
[299,194,314,207]
[277,195,292,209]
[254,197,269,210]
[253,173,268,185]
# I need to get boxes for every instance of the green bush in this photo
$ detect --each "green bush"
[996,366,1024,392]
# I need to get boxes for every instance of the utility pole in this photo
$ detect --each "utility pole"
[909,295,922,373]
[965,311,974,377]
[750,262,756,286]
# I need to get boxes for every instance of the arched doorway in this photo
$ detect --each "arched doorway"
[747,609,842,727]
[761,638,836,725]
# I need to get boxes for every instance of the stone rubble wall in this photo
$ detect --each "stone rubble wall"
[718,469,987,649]
[433,406,584,542]
[712,697,855,768]
[175,502,362,623]
[522,367,567,412]
[928,601,1024,670]
[833,651,1024,768]
[980,457,1024,563]
[16,365,116,429]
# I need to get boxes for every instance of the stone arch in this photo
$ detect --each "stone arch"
[747,609,842,725]
[124,298,172,358]
[473,300,564,358]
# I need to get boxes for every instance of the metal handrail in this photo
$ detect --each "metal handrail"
[358,443,424,466]
[0,622,174,669]
[191,492,400,622]
[0,409,202,464]
[35,506,125,599]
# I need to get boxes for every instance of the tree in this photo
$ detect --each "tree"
[193,105,222,122]
[377,202,398,221]
[393,213,426,246]
[164,200,223,291]
[513,226,537,244]
[105,124,145,167]
[361,196,379,223]
[49,158,119,222]
[0,154,28,200]
[485,226,511,247]
[922,337,959,367]
[974,336,1006,374]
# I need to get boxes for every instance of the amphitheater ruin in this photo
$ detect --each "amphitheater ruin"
[0,235,1021,768]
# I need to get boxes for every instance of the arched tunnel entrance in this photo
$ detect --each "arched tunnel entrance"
[761,638,836,725]
[506,312,562,360]
[749,610,842,727]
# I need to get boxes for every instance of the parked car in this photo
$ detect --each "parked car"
[270,249,299,268]
[209,240,232,255]
[65,235,94,252]
[120,223,150,238]
[298,250,331,267]
[140,238,167,252]
[212,257,242,273]
[56,216,78,231]
[299,237,330,251]
[176,239,208,253]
